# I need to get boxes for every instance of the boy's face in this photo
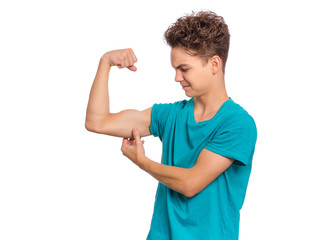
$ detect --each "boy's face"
[171,47,212,98]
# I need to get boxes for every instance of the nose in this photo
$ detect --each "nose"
[175,71,183,82]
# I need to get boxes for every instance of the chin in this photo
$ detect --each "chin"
[184,91,193,97]
[185,90,200,98]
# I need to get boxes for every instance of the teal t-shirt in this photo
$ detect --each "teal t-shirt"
[147,98,257,240]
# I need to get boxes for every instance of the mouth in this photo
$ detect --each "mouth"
[181,84,191,90]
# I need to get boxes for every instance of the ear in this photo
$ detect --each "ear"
[209,55,222,74]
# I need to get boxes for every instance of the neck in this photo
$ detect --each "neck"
[194,78,229,115]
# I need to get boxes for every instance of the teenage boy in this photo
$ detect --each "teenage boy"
[86,11,257,240]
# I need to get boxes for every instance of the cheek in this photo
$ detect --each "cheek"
[194,73,211,89]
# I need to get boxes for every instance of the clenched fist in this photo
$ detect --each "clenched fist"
[102,48,138,71]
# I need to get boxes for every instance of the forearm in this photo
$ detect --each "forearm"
[121,128,199,197]
[122,129,234,198]
[85,57,111,129]
[140,156,194,197]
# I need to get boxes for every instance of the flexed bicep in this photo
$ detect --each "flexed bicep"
[97,107,152,138]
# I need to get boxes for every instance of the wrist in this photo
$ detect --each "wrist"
[100,54,113,68]
[138,156,150,171]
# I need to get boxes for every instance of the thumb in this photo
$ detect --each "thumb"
[128,65,137,72]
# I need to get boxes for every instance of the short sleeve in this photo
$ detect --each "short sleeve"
[204,112,257,166]
[150,103,174,141]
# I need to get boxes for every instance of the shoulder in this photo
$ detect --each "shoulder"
[217,99,257,134]
[150,99,191,139]
[150,98,192,125]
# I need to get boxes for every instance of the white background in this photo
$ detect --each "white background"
[1,0,335,239]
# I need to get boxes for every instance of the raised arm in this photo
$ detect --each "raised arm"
[85,49,152,138]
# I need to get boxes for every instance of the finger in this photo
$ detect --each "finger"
[128,65,137,72]
[121,138,128,151]
[122,138,130,145]
[126,55,137,71]
[121,58,129,69]
[132,128,141,144]
[129,49,138,63]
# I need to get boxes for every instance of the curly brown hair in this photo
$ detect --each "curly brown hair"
[164,11,230,72]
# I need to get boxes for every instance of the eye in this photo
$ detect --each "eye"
[180,68,189,73]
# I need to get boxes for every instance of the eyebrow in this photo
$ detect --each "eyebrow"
[173,64,190,70]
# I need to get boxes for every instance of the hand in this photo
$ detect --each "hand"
[102,48,138,71]
[121,128,147,167]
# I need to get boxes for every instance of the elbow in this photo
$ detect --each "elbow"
[183,190,196,198]
[85,121,95,132]
[181,179,199,198]
[85,120,102,133]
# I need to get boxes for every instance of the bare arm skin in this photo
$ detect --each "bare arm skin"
[122,128,234,198]
[140,148,234,197]
[85,49,152,138]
